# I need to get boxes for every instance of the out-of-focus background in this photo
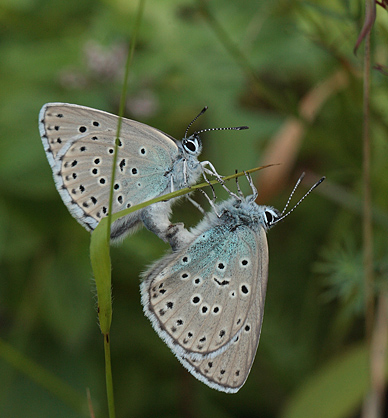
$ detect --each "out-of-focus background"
[1,0,388,417]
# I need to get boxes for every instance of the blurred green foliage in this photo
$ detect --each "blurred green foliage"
[1,0,388,417]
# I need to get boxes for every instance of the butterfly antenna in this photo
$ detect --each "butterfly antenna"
[279,172,305,216]
[194,125,249,136]
[184,106,208,138]
[275,176,325,224]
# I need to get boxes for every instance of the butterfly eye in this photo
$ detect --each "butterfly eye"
[263,208,280,228]
[183,139,197,153]
[265,210,273,225]
[182,134,201,155]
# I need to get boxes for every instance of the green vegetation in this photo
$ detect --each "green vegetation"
[1,0,387,417]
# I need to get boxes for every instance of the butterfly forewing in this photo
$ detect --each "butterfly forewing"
[40,103,180,231]
[141,222,260,360]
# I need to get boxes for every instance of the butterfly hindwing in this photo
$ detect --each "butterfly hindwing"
[178,226,269,393]
[141,221,261,360]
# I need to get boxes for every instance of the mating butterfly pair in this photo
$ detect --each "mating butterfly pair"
[39,103,323,393]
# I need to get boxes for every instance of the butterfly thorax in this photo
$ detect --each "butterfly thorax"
[208,198,280,234]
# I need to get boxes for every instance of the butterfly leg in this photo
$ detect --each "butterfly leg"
[182,159,188,186]
[200,161,241,200]
[187,195,206,215]
[201,160,223,183]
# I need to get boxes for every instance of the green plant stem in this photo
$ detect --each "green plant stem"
[94,1,146,418]
[109,164,276,225]
[104,333,115,418]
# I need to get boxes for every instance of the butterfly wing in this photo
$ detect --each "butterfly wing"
[39,103,181,232]
[141,221,262,360]
[178,226,269,392]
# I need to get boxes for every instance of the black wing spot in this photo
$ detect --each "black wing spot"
[192,296,200,304]
[241,285,249,294]
[214,277,229,286]
[79,126,87,133]
[119,159,126,171]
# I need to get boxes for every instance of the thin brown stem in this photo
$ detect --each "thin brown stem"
[363,0,374,346]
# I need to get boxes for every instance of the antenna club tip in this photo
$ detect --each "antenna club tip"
[237,126,249,130]
[316,176,325,186]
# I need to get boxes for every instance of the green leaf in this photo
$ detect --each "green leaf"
[282,343,384,418]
